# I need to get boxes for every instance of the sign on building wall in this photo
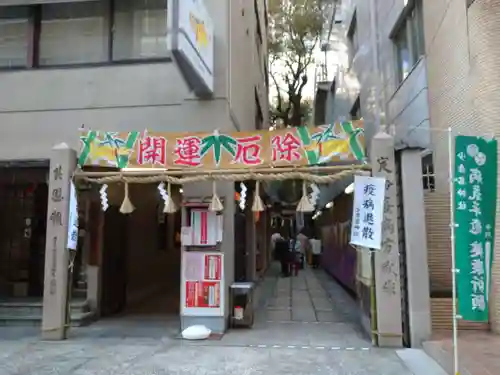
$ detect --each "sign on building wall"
[350,175,386,249]
[169,0,214,97]
[181,252,224,316]
[78,122,365,169]
[454,135,497,322]
[190,209,219,246]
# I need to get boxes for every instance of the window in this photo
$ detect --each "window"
[422,153,435,191]
[409,1,425,63]
[347,11,358,66]
[0,6,30,68]
[393,0,425,83]
[350,96,361,120]
[39,2,109,66]
[0,0,170,69]
[113,0,169,61]
[394,24,411,82]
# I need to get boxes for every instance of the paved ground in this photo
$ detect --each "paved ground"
[424,330,500,375]
[0,264,436,375]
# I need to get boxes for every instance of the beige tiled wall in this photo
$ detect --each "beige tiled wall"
[424,0,500,332]
[423,0,473,191]
[467,0,500,333]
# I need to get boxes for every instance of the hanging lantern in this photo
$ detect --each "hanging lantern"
[296,180,314,212]
[209,180,224,212]
[119,182,135,214]
[251,181,264,212]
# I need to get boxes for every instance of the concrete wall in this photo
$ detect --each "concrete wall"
[228,0,269,131]
[0,0,268,161]
[388,58,431,150]
[330,0,430,154]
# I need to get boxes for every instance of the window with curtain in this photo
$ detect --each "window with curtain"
[39,1,108,66]
[112,0,169,61]
[0,6,30,68]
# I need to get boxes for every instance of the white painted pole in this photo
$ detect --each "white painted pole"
[447,127,459,375]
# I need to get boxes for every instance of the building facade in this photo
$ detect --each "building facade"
[315,0,500,345]
[0,0,268,157]
[0,0,268,333]
[423,0,500,334]
[314,0,432,347]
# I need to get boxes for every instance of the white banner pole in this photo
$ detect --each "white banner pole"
[447,127,460,375]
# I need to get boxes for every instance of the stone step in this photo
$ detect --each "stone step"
[76,280,87,289]
[72,288,87,299]
[0,299,95,327]
[0,311,96,327]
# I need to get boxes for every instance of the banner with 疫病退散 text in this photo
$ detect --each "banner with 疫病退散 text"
[454,135,497,322]
[77,122,365,169]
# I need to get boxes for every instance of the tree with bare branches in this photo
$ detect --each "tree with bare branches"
[268,0,324,128]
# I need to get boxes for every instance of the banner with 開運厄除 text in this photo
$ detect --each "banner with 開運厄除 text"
[77,122,365,169]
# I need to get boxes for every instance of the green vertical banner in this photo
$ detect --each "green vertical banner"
[454,135,497,322]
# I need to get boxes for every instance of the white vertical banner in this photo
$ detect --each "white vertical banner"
[350,175,386,249]
[66,182,78,250]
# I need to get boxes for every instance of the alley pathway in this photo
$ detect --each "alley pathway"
[0,265,423,375]
[212,263,372,350]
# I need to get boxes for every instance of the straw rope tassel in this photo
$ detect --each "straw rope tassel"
[296,180,314,212]
[163,182,178,213]
[120,182,135,214]
[209,180,224,212]
[252,181,264,212]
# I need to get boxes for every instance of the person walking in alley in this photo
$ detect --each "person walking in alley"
[271,230,283,260]
[295,229,310,270]
[290,237,302,276]
[275,234,290,277]
[309,235,322,268]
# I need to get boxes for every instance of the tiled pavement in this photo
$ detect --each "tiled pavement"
[0,264,427,375]
[424,330,500,375]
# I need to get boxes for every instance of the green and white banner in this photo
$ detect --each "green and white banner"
[454,135,497,322]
